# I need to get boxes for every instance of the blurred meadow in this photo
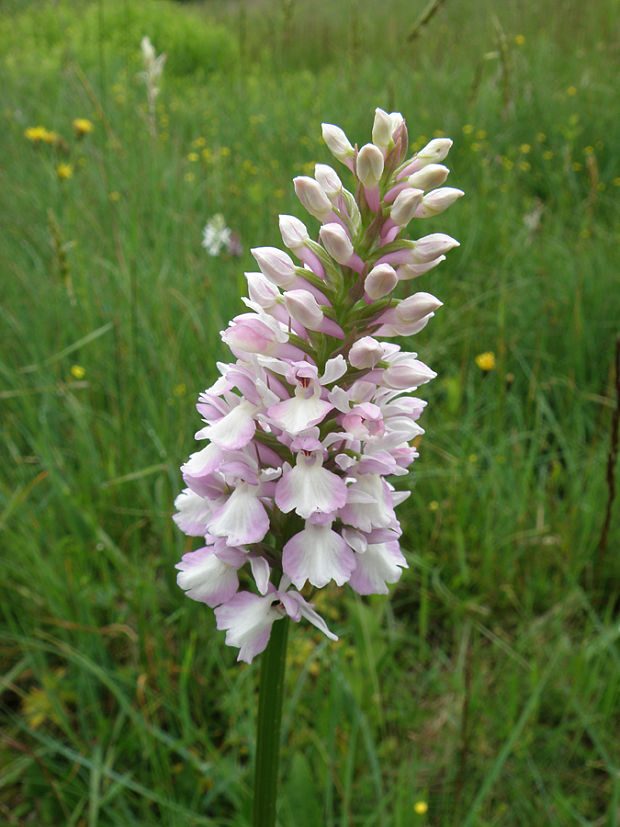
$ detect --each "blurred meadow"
[1,0,619,824]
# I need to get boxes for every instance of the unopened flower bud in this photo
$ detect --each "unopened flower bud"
[246,271,279,307]
[390,188,424,226]
[321,123,355,163]
[395,292,443,324]
[412,233,459,263]
[279,214,309,251]
[222,316,281,355]
[372,108,404,149]
[293,176,333,222]
[407,163,450,191]
[349,336,384,369]
[251,246,297,289]
[416,138,453,166]
[416,187,464,218]
[397,256,446,280]
[374,292,443,337]
[315,164,342,201]
[383,360,437,389]
[389,111,405,132]
[365,263,398,299]
[372,108,393,148]
[356,143,384,188]
[319,223,354,264]
[284,289,324,330]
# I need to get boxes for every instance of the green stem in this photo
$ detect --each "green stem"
[253,616,290,827]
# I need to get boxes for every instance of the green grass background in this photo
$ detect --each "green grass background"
[1,0,619,824]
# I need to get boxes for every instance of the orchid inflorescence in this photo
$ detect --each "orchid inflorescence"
[174,109,462,662]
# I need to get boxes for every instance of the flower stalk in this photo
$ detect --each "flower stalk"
[253,616,289,827]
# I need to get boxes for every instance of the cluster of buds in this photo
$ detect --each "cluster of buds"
[174,109,462,662]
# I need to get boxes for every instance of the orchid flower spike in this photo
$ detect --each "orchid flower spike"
[174,109,462,662]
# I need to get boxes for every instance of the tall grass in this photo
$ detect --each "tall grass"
[1,0,619,823]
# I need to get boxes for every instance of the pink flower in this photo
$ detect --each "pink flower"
[283,517,356,589]
[215,582,338,663]
[275,450,347,519]
[174,109,462,662]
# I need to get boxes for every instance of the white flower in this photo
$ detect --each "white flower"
[202,214,233,256]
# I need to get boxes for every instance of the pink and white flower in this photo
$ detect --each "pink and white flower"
[174,110,462,662]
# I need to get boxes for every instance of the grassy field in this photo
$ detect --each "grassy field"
[1,0,619,824]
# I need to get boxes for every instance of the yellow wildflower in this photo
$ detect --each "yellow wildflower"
[514,34,525,46]
[462,124,474,136]
[475,351,496,371]
[187,152,199,162]
[56,163,73,180]
[41,130,59,145]
[25,125,49,143]
[25,126,60,145]
[73,118,94,138]
[567,85,577,96]
[414,800,428,815]
[70,365,86,379]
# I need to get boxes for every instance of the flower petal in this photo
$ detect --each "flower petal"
[348,540,408,595]
[215,592,282,663]
[275,457,347,519]
[267,395,333,435]
[208,483,270,545]
[176,546,239,607]
[283,522,355,589]
[173,488,216,536]
[199,400,257,450]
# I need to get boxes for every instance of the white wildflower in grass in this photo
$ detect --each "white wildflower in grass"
[175,107,462,663]
[139,36,166,135]
[202,214,233,256]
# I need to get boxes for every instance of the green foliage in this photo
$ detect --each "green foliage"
[0,0,238,79]
[1,0,619,824]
